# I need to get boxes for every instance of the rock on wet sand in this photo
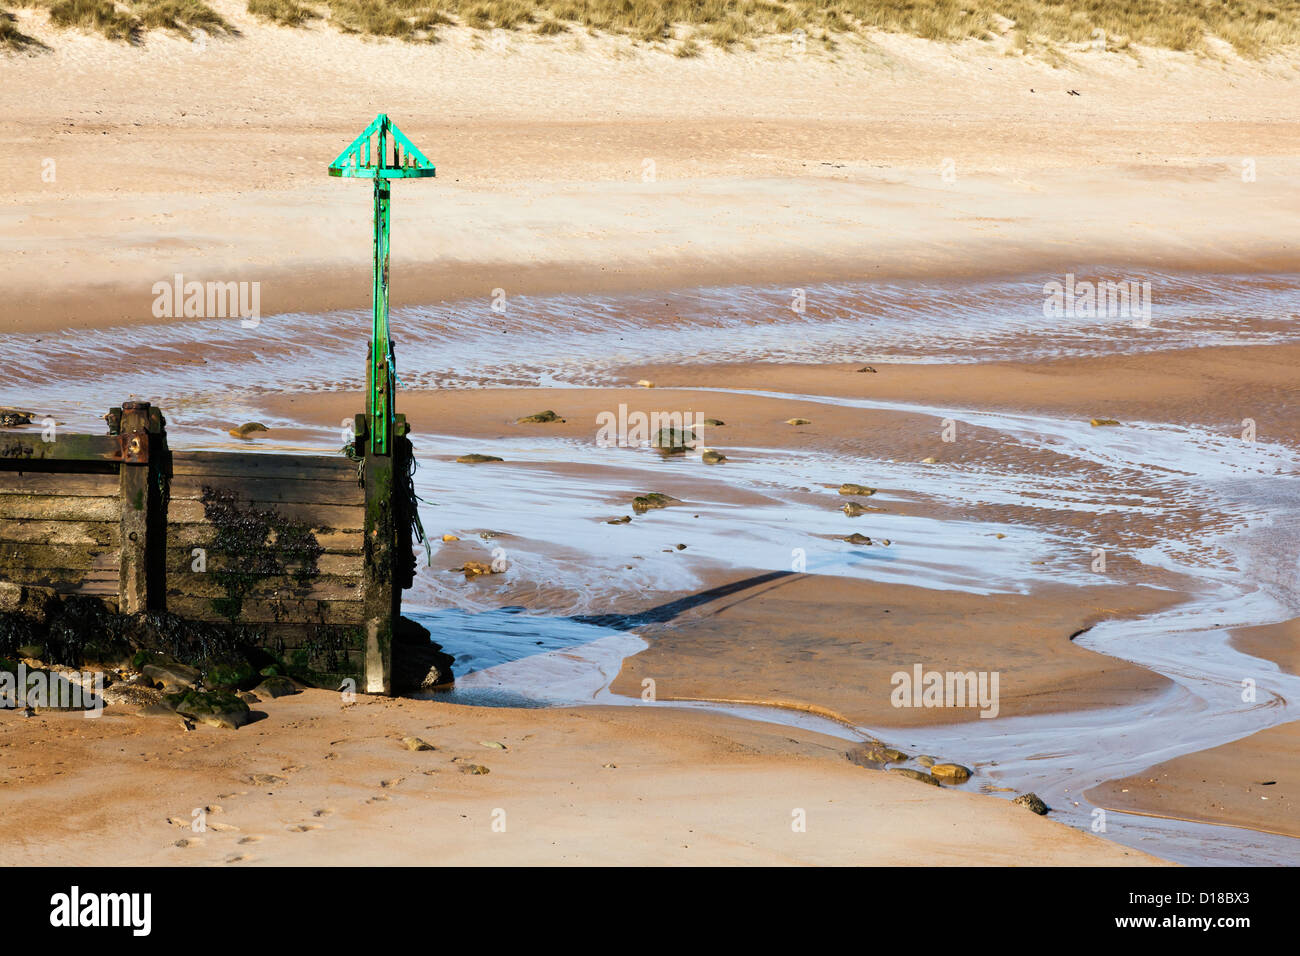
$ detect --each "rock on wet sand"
[516,410,565,423]
[632,492,677,513]
[1013,792,1050,814]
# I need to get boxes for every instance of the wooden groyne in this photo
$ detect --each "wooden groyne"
[2,116,439,696]
[0,402,417,693]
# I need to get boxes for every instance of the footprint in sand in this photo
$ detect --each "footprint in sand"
[285,823,321,833]
[365,794,390,804]
[379,778,404,789]
[312,808,334,818]
[173,838,202,848]
[224,854,250,864]
[237,835,262,845]
[208,821,240,833]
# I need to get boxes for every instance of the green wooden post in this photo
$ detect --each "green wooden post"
[330,116,435,694]
[330,114,435,458]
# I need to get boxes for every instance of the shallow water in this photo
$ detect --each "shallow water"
[3,270,1298,865]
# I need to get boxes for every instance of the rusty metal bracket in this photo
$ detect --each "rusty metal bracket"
[112,430,150,464]
[110,401,153,463]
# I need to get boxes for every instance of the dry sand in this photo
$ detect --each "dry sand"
[0,691,1163,866]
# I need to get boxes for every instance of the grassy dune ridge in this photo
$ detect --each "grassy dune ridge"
[3,0,1300,59]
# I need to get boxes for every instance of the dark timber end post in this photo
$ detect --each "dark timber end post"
[117,401,157,615]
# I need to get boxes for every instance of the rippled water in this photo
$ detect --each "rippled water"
[3,271,1298,430]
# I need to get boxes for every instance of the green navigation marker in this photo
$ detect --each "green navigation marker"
[329,114,436,457]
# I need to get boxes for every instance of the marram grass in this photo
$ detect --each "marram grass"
[8,0,1300,56]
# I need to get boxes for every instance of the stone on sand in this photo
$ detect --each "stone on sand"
[101,682,170,716]
[838,483,876,496]
[516,410,565,423]
[632,492,677,513]
[252,676,300,698]
[930,763,973,784]
[1013,792,1050,814]
[847,743,909,767]
[142,662,200,692]
[228,422,269,439]
[0,411,32,428]
[165,689,251,730]
[653,426,695,452]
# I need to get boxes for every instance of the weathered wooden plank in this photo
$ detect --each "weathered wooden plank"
[0,472,120,497]
[165,499,364,529]
[0,543,119,572]
[237,621,365,641]
[164,573,363,602]
[0,496,119,521]
[164,523,362,554]
[170,452,359,482]
[0,566,119,594]
[163,548,363,577]
[0,520,119,547]
[164,594,364,625]
[0,434,120,465]
[167,474,364,506]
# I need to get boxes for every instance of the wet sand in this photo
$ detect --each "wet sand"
[606,574,1178,729]
[1232,617,1300,676]
[1088,722,1300,841]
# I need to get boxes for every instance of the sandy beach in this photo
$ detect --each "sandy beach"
[2,8,1299,869]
